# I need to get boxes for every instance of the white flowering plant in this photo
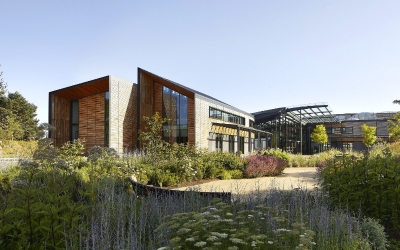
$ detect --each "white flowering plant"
[155,199,316,249]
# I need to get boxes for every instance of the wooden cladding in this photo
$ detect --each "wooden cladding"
[138,68,195,99]
[139,69,195,146]
[139,72,154,132]
[51,77,109,100]
[154,83,163,116]
[188,97,195,145]
[79,93,105,153]
[51,94,70,148]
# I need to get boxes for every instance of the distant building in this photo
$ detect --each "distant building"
[253,105,397,154]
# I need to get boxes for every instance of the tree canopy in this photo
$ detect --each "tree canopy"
[310,124,328,153]
[389,100,400,140]
[0,67,39,140]
[361,123,377,150]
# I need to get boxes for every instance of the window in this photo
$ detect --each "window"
[238,136,245,153]
[331,127,353,134]
[249,120,254,128]
[70,100,79,140]
[229,135,235,153]
[343,142,353,151]
[209,107,245,125]
[162,86,189,144]
[216,134,223,151]
[342,127,353,134]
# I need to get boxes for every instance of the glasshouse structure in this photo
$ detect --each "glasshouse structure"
[252,104,396,154]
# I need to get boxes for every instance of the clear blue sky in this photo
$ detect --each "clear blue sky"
[1,1,400,124]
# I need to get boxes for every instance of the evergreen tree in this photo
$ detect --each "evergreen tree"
[0,67,39,140]
[310,124,328,153]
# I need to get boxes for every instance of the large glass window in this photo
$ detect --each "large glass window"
[162,86,189,144]
[209,107,245,125]
[71,100,79,140]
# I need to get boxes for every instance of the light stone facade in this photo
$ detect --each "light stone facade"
[194,94,255,155]
[109,77,137,154]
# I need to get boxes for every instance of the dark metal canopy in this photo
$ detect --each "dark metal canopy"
[252,103,339,125]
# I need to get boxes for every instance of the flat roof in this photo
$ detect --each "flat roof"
[253,103,339,125]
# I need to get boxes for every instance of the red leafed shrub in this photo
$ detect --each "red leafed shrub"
[244,154,287,178]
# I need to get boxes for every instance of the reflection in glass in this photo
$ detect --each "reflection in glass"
[162,86,189,144]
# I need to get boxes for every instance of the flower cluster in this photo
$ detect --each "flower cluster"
[155,199,316,249]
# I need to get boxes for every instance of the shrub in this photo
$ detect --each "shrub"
[320,152,400,239]
[218,169,232,180]
[360,217,387,250]
[228,169,243,179]
[244,155,287,178]
[262,148,290,163]
[197,152,245,180]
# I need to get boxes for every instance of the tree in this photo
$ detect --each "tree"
[361,123,377,152]
[7,92,39,140]
[310,124,328,153]
[0,66,39,140]
[389,113,400,140]
[138,112,170,154]
[389,100,400,140]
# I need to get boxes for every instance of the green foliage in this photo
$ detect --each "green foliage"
[227,169,243,179]
[197,151,246,180]
[156,200,317,250]
[360,217,387,250]
[389,113,400,141]
[0,159,88,249]
[0,66,40,141]
[362,123,377,150]
[388,140,400,155]
[138,112,169,154]
[136,113,246,186]
[320,152,400,240]
[0,140,37,158]
[262,148,290,163]
[310,125,328,153]
[0,138,390,249]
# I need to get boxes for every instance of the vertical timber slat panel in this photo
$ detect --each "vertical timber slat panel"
[154,83,163,116]
[188,97,195,145]
[139,72,154,134]
[51,95,70,148]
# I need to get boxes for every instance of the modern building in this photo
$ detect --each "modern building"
[253,104,396,154]
[49,68,269,154]
[49,69,397,155]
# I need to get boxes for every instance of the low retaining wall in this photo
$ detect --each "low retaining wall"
[129,177,232,203]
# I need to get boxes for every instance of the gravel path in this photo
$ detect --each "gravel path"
[174,167,320,194]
